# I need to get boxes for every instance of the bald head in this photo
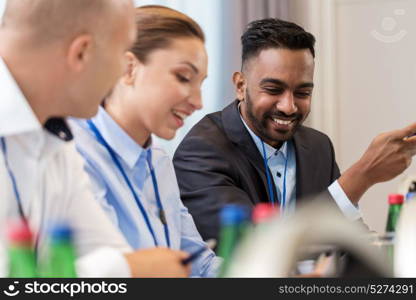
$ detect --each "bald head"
[2,0,131,45]
[0,0,136,123]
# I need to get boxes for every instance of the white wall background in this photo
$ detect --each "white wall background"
[334,0,416,233]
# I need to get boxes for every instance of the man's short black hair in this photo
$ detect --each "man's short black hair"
[241,18,316,68]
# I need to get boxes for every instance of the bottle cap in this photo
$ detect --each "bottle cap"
[49,224,73,242]
[406,192,416,202]
[252,203,279,224]
[388,194,404,205]
[220,204,249,226]
[7,219,33,244]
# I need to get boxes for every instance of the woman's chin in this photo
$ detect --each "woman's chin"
[155,129,177,141]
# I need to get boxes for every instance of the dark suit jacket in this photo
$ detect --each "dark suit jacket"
[173,100,341,241]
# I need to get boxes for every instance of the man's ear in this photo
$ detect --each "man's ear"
[67,34,93,72]
[233,71,246,102]
[122,51,139,86]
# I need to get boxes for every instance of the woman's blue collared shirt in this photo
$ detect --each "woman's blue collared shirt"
[70,108,220,277]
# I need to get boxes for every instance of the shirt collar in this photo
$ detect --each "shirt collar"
[238,103,288,160]
[91,107,149,169]
[44,118,73,142]
[0,57,41,136]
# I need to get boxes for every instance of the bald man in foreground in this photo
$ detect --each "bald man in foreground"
[0,0,190,277]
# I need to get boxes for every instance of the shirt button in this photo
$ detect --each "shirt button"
[58,131,67,140]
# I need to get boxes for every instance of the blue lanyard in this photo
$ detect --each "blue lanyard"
[146,150,171,248]
[260,140,289,210]
[87,120,171,248]
[1,137,41,253]
[1,137,25,220]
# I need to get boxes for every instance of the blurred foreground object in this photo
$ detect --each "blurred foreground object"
[385,194,404,236]
[40,224,77,278]
[7,220,37,277]
[252,203,279,225]
[395,200,416,277]
[224,200,390,277]
[217,204,250,277]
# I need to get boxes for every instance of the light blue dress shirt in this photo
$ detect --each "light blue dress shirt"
[240,116,297,215]
[69,108,221,277]
[239,112,361,220]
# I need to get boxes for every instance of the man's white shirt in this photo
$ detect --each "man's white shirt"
[0,57,132,277]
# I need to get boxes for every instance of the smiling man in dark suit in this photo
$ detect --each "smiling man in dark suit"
[173,18,416,242]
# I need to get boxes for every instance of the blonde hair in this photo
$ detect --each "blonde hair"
[130,5,205,63]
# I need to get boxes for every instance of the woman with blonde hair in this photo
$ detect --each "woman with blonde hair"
[70,5,220,277]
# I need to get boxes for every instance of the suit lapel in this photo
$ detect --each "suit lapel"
[293,128,312,205]
[221,101,317,208]
[221,101,277,204]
